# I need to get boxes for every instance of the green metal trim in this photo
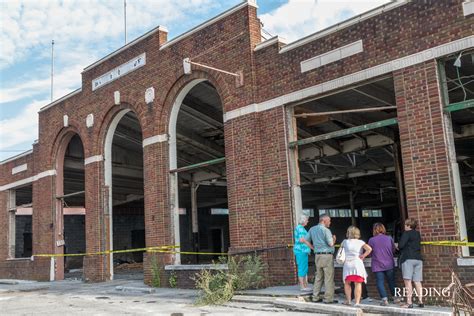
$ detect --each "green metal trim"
[289,118,398,148]
[444,100,474,113]
[170,157,225,173]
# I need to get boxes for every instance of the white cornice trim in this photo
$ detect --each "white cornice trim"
[143,134,168,147]
[12,164,27,175]
[254,36,287,51]
[279,1,409,54]
[0,150,33,165]
[39,88,82,113]
[300,40,363,73]
[83,25,167,72]
[224,103,259,122]
[160,1,257,51]
[0,169,56,191]
[84,155,103,165]
[224,36,474,122]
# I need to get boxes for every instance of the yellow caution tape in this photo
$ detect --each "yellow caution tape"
[32,239,474,259]
[149,249,229,256]
[288,240,474,248]
[421,240,474,247]
[33,245,179,258]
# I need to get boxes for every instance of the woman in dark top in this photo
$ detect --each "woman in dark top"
[398,218,423,308]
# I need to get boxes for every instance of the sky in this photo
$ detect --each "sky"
[0,0,391,161]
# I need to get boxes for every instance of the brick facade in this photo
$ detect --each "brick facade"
[0,0,472,290]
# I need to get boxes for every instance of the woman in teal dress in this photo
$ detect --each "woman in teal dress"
[294,214,313,291]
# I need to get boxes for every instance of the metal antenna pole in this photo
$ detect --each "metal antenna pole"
[51,40,54,102]
[124,0,127,44]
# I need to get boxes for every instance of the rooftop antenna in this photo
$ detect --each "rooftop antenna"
[124,0,127,44]
[51,39,54,102]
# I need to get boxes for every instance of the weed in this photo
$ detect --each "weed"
[150,256,161,288]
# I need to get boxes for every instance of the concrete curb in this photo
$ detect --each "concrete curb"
[355,303,452,316]
[115,286,155,294]
[234,295,453,316]
[0,279,37,285]
[232,295,281,304]
[274,299,363,316]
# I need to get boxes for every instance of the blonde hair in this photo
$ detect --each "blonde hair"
[346,226,361,239]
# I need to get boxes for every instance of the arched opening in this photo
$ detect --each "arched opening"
[56,134,86,280]
[105,110,145,279]
[170,80,229,264]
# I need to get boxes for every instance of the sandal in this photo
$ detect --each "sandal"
[342,301,351,306]
[401,304,413,308]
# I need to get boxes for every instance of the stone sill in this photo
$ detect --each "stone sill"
[164,264,228,271]
[6,257,32,262]
[457,257,474,266]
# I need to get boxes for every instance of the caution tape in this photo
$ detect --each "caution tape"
[31,239,474,259]
[288,240,474,248]
[33,245,179,258]
[421,240,474,247]
[149,249,229,256]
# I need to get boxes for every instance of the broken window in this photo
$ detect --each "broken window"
[289,76,406,242]
[8,184,33,258]
[440,51,474,256]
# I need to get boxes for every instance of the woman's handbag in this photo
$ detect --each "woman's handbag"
[336,240,346,264]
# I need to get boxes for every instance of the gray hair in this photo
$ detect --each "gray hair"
[298,214,309,225]
[319,214,330,222]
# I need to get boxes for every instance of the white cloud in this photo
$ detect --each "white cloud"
[0,0,225,103]
[0,98,45,150]
[0,0,226,159]
[0,0,220,69]
[259,0,391,42]
[0,64,84,103]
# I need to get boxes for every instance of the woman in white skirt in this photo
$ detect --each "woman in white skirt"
[342,226,372,306]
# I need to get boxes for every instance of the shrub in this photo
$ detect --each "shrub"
[194,269,236,305]
[194,254,266,305]
[227,255,265,291]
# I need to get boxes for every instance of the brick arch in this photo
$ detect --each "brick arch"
[95,102,146,156]
[162,70,231,265]
[48,125,86,281]
[157,70,231,134]
[49,125,86,170]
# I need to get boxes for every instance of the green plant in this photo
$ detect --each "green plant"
[194,269,236,305]
[228,255,266,291]
[150,256,161,288]
[169,271,177,288]
[194,254,266,305]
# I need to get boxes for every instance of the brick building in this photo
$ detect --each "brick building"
[1,0,473,293]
